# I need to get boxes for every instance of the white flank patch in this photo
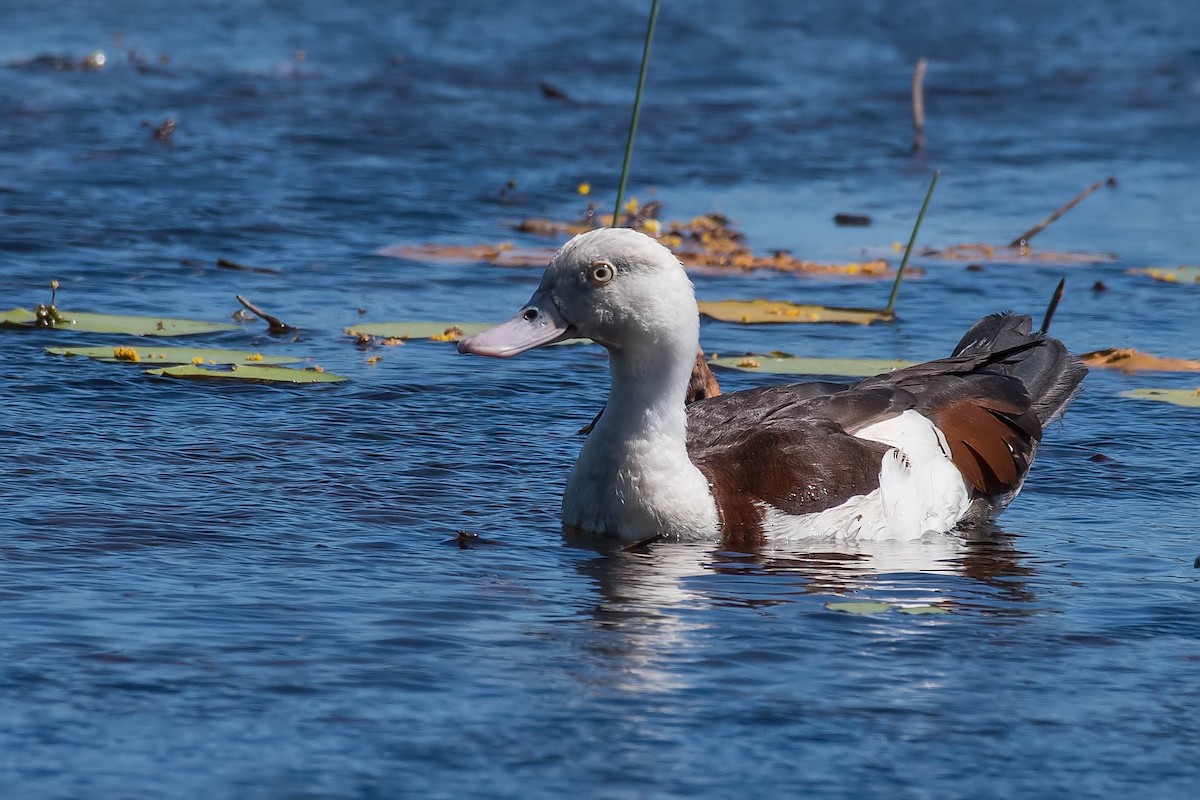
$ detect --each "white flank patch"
[761,410,973,543]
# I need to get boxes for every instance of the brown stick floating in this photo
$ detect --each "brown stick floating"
[235,294,295,334]
[1007,177,1116,248]
[1039,277,1066,334]
[217,258,283,276]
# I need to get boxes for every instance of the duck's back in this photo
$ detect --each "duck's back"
[686,313,1086,546]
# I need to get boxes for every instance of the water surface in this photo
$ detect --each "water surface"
[2,2,1199,798]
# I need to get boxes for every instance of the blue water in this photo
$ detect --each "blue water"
[2,1,1199,798]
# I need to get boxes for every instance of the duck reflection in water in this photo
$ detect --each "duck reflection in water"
[571,524,1034,615]
[562,527,1035,695]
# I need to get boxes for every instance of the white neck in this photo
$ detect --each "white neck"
[562,318,720,541]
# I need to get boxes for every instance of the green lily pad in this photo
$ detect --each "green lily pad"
[709,353,914,378]
[2,308,238,336]
[146,364,347,383]
[824,601,893,615]
[896,604,951,615]
[1120,388,1200,408]
[347,321,586,347]
[699,299,894,325]
[0,308,37,325]
[344,322,491,341]
[47,345,301,365]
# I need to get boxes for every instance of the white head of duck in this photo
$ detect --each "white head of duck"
[459,227,699,361]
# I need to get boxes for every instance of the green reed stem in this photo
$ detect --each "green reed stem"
[612,0,660,227]
[884,170,939,316]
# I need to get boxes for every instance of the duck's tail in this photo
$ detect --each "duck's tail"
[951,312,1087,426]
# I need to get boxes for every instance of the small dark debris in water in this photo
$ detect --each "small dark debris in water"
[1089,453,1111,463]
[1194,555,1199,569]
[966,264,984,272]
[354,332,372,349]
[1106,177,1119,188]
[1092,280,1108,292]
[151,118,176,142]
[497,179,526,205]
[446,530,499,549]
[540,81,572,102]
[218,258,283,276]
[833,213,871,227]
[357,307,367,316]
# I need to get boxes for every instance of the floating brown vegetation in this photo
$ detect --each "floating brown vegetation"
[385,200,900,278]
[515,203,898,277]
[1080,348,1200,373]
[921,242,1117,265]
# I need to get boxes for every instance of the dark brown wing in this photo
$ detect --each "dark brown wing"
[687,397,889,548]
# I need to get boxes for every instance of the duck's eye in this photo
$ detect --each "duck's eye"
[587,260,615,286]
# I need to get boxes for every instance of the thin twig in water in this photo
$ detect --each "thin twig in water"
[621,533,666,552]
[1039,277,1066,334]
[1007,177,1116,248]
[217,258,283,276]
[611,0,661,227]
[236,294,295,334]
[884,170,940,317]
[911,58,927,154]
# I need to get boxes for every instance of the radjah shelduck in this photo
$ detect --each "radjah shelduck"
[458,228,1085,547]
